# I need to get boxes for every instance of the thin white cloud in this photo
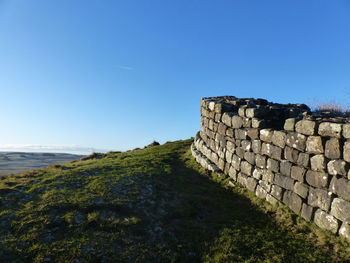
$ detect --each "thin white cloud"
[0,144,109,155]
[116,65,134,70]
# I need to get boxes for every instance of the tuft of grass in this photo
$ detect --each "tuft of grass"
[0,139,349,262]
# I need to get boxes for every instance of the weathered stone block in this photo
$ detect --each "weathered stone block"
[274,174,294,190]
[218,158,225,170]
[231,154,241,170]
[228,166,237,180]
[308,188,332,211]
[252,140,261,154]
[242,118,252,128]
[226,128,234,137]
[325,138,341,159]
[271,184,283,200]
[231,115,243,128]
[291,166,305,182]
[295,120,316,135]
[266,194,278,206]
[305,170,328,188]
[318,122,342,138]
[283,190,303,214]
[267,158,279,173]
[255,154,266,168]
[294,182,309,199]
[284,146,299,163]
[344,140,350,163]
[286,132,306,151]
[343,124,350,139]
[259,180,272,192]
[260,129,273,143]
[272,131,286,148]
[247,128,259,140]
[314,209,339,234]
[241,161,253,176]
[301,203,314,221]
[226,141,235,153]
[339,223,350,241]
[297,153,310,168]
[236,147,245,159]
[253,168,263,180]
[306,136,324,154]
[271,145,283,160]
[327,160,348,176]
[280,160,292,177]
[310,155,326,172]
[284,118,296,131]
[215,113,222,122]
[252,118,265,128]
[217,123,227,136]
[244,152,255,165]
[241,140,251,151]
[261,143,272,156]
[330,198,350,222]
[329,176,350,202]
[245,177,258,192]
[225,151,233,164]
[238,107,246,117]
[222,112,233,127]
[262,169,275,183]
[256,185,267,199]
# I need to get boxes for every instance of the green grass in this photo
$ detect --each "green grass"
[0,139,349,262]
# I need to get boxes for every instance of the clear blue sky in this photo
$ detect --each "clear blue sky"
[0,0,349,153]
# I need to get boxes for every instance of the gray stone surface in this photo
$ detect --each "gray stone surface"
[291,166,305,182]
[327,160,348,176]
[244,152,255,165]
[272,131,286,148]
[339,223,350,241]
[314,209,339,234]
[306,136,324,154]
[284,146,299,163]
[247,128,259,140]
[267,158,279,173]
[330,198,350,222]
[305,170,328,188]
[255,154,266,169]
[256,185,267,199]
[343,124,350,139]
[274,174,294,190]
[252,140,261,154]
[308,188,332,211]
[294,182,309,199]
[286,132,306,151]
[329,176,350,202]
[344,140,350,163]
[318,122,342,138]
[325,138,341,159]
[260,129,273,143]
[283,190,303,214]
[231,115,243,128]
[222,112,233,127]
[271,184,283,200]
[241,161,253,176]
[284,118,296,131]
[245,177,258,192]
[301,203,314,221]
[295,120,316,135]
[310,154,326,172]
[280,160,292,176]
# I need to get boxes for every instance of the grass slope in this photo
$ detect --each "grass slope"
[0,139,349,263]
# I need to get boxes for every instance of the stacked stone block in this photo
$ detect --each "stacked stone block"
[192,96,350,241]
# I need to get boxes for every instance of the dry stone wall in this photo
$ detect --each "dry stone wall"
[191,96,350,240]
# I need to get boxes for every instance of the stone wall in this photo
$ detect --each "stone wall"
[191,96,350,240]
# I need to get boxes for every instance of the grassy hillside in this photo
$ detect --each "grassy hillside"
[0,139,349,263]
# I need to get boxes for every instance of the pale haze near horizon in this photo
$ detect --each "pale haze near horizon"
[0,0,350,153]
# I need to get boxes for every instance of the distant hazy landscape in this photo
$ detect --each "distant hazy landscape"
[0,152,84,176]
